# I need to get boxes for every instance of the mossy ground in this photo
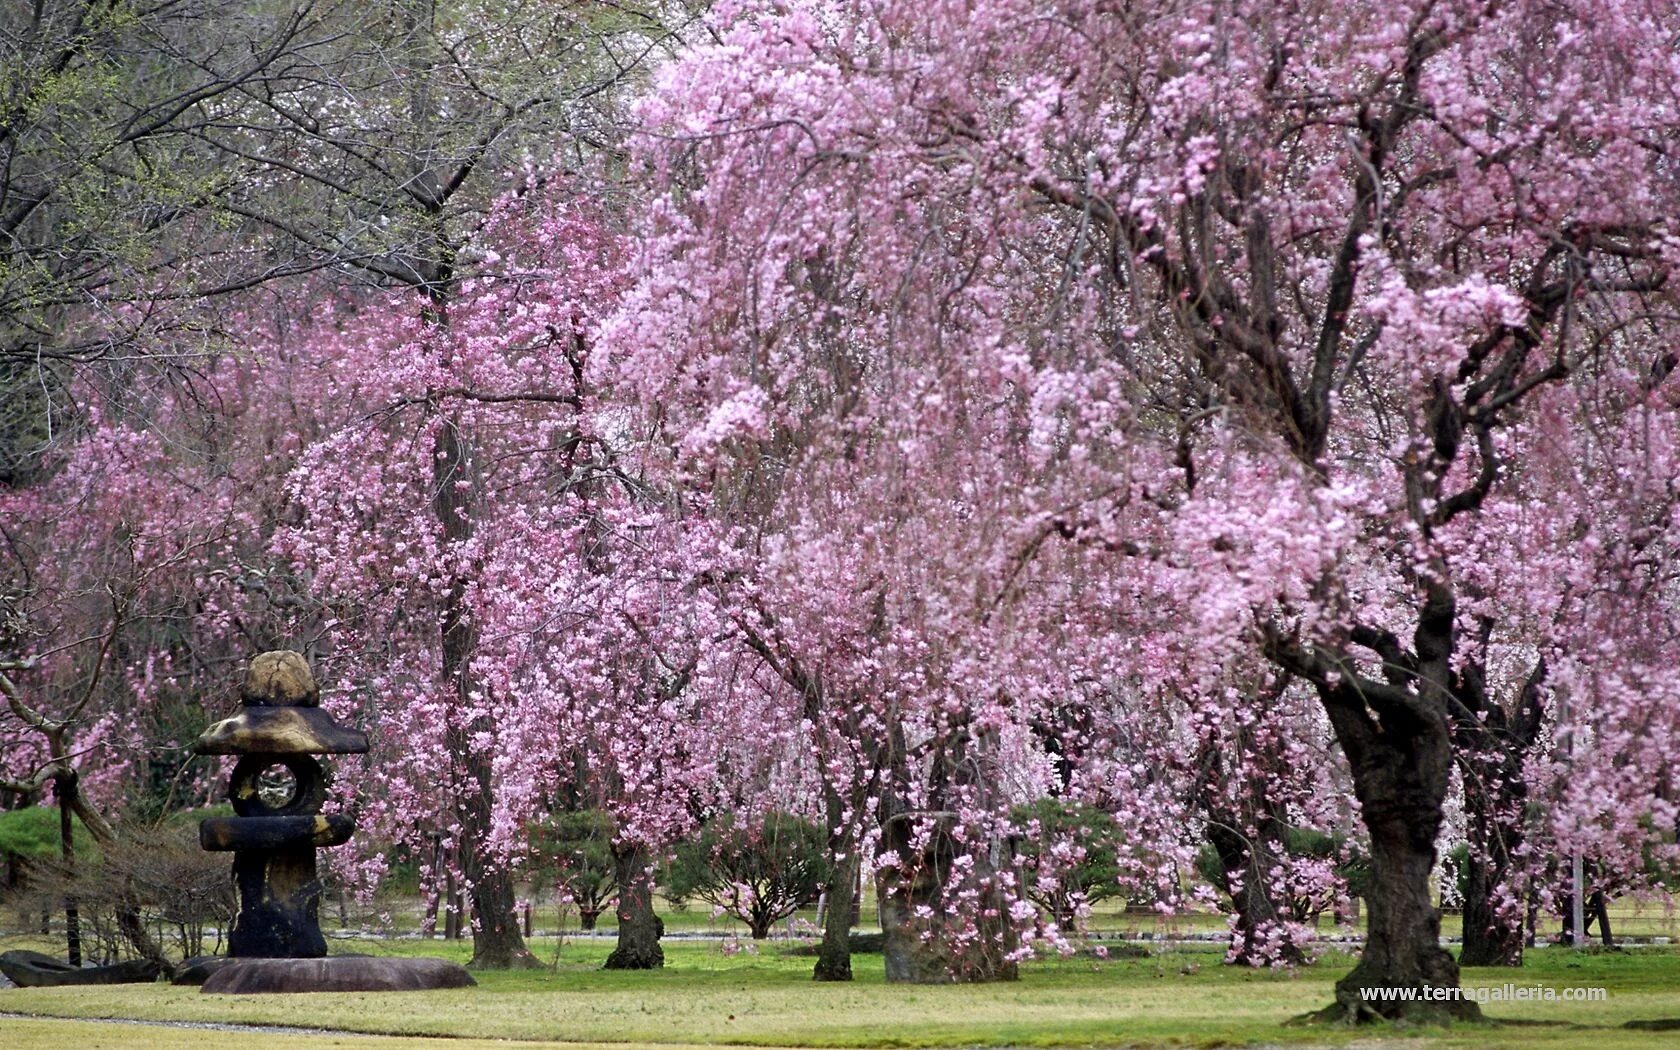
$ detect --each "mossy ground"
[5,938,1680,1049]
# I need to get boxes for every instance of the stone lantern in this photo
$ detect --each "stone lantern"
[195,651,366,958]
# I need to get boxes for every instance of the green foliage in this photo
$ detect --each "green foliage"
[1012,798,1125,923]
[1194,825,1372,917]
[0,804,88,862]
[664,811,830,938]
[1284,826,1371,901]
[529,809,617,929]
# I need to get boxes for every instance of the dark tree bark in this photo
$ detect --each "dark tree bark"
[603,843,663,970]
[1459,840,1521,966]
[813,782,861,982]
[1205,809,1303,967]
[813,851,860,981]
[1197,718,1305,968]
[465,864,539,969]
[421,839,443,936]
[1270,608,1482,1024]
[433,408,539,971]
[1451,660,1544,967]
[1029,694,1093,795]
[878,815,1019,983]
[578,908,601,931]
[877,814,948,983]
[1587,890,1613,947]
[55,773,81,966]
[1561,867,1616,948]
[877,730,1017,984]
[1316,684,1475,1022]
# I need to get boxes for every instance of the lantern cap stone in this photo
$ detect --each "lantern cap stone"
[241,651,318,707]
[195,706,369,756]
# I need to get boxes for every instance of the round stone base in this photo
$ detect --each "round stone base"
[200,955,476,994]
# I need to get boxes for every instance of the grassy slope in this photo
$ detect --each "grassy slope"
[5,940,1680,1048]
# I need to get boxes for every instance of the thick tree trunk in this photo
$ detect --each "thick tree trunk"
[1338,807,1465,1018]
[1271,579,1484,1024]
[878,814,1018,983]
[1452,660,1542,967]
[813,783,860,982]
[579,908,600,931]
[1206,813,1303,966]
[1459,844,1522,966]
[876,840,945,983]
[1317,690,1477,1023]
[813,851,860,981]
[603,843,663,969]
[877,728,1017,984]
[466,864,540,969]
[433,411,539,970]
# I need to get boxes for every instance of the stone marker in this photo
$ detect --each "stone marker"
[0,949,162,987]
[201,956,477,994]
[171,954,237,986]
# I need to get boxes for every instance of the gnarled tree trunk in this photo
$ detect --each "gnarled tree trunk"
[603,842,663,969]
[1316,683,1476,1023]
[1271,578,1483,1023]
[1205,809,1303,966]
[466,863,539,969]
[1452,660,1543,967]
[433,407,539,971]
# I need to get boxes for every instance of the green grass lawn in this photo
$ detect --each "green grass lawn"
[6,939,1680,1049]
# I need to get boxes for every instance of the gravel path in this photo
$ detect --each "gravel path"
[0,1010,378,1037]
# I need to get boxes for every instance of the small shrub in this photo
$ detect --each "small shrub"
[665,812,830,939]
[529,809,617,930]
[1013,798,1124,926]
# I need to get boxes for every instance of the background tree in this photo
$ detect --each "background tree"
[0,0,322,483]
[665,811,828,940]
[1011,799,1122,930]
[529,809,617,931]
[606,0,1680,1019]
[5,0,701,968]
